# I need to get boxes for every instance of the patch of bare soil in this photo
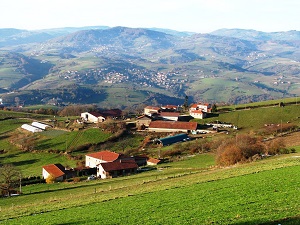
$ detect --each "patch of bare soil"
[281,131,300,147]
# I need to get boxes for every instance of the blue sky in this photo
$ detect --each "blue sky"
[0,0,299,33]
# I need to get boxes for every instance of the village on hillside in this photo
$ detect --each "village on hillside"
[16,102,239,183]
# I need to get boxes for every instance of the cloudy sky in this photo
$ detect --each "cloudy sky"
[0,0,299,33]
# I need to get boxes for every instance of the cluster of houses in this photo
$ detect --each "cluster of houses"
[42,150,161,182]
[42,102,217,182]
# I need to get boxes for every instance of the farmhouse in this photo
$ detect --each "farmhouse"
[81,111,105,123]
[21,124,43,133]
[158,112,180,121]
[190,103,212,113]
[42,164,66,182]
[85,150,126,168]
[144,106,161,116]
[148,121,198,133]
[190,110,206,119]
[97,160,138,179]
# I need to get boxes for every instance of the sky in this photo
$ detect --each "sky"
[0,0,299,33]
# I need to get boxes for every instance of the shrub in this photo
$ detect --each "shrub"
[46,174,56,184]
[265,138,286,155]
[216,134,265,166]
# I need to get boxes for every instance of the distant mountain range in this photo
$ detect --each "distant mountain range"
[0,26,299,108]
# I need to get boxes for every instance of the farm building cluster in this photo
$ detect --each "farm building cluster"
[43,150,161,182]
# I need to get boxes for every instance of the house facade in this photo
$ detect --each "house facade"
[144,106,161,116]
[190,110,206,119]
[81,112,106,123]
[189,103,212,113]
[85,150,123,168]
[97,160,138,179]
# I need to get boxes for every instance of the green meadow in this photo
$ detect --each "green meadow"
[0,153,299,224]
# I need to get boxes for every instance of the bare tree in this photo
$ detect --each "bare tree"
[0,164,21,196]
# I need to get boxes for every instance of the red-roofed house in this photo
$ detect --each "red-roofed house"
[190,110,206,119]
[81,111,106,123]
[148,121,198,133]
[144,106,161,116]
[42,164,66,182]
[189,103,212,113]
[85,150,124,168]
[97,160,138,179]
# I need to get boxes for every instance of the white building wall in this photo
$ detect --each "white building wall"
[85,155,108,168]
[97,164,108,178]
[42,168,50,179]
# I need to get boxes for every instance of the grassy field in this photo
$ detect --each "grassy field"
[0,153,299,224]
[35,128,112,152]
[196,104,300,132]
[219,97,300,111]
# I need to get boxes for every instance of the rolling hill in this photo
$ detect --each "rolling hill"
[0,26,299,108]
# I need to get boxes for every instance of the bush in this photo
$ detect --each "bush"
[216,134,265,166]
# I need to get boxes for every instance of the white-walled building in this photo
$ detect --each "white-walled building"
[42,164,66,182]
[85,150,123,168]
[81,112,106,123]
[190,110,206,119]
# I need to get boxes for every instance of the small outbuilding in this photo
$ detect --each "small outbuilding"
[147,158,161,166]
[157,133,190,146]
[42,164,66,182]
[81,112,106,123]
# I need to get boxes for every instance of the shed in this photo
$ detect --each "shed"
[158,133,190,146]
[147,158,161,166]
[42,164,66,182]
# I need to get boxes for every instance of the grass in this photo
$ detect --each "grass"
[0,153,299,224]
[1,151,77,177]
[219,97,300,111]
[35,128,112,152]
[195,104,300,131]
